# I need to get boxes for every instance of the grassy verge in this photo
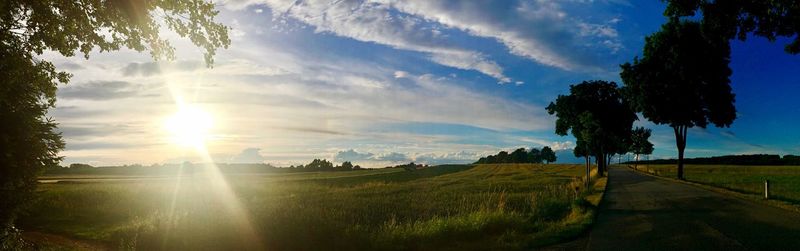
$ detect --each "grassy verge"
[628,164,800,213]
[20,164,604,250]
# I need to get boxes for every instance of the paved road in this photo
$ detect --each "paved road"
[586,166,800,250]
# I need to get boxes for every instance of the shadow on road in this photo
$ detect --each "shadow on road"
[587,166,800,251]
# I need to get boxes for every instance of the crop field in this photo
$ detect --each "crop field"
[19,164,601,250]
[631,164,800,204]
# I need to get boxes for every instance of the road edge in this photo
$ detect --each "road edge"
[625,165,800,215]
[539,171,609,251]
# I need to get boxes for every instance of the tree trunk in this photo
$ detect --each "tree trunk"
[673,126,688,180]
[595,150,606,177]
[585,156,590,189]
[634,153,639,170]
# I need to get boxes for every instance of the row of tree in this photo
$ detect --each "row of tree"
[290,159,362,170]
[545,0,800,179]
[547,81,656,177]
[631,154,800,166]
[475,146,557,164]
[47,160,364,176]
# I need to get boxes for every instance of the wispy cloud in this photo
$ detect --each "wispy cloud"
[58,81,158,100]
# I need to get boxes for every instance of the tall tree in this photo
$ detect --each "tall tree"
[621,19,735,179]
[663,0,800,54]
[629,127,654,169]
[546,80,637,177]
[0,0,230,238]
[540,146,557,164]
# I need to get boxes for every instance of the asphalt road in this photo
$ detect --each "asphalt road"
[586,166,800,250]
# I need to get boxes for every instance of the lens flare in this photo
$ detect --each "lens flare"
[164,106,213,148]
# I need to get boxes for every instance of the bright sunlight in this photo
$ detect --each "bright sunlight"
[164,106,214,148]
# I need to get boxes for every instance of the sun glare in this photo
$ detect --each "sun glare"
[164,106,214,148]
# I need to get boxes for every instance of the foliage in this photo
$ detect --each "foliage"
[305,159,335,170]
[341,161,354,170]
[0,42,66,231]
[546,80,637,176]
[540,147,557,164]
[663,0,800,54]
[1,0,230,65]
[19,164,598,250]
[629,127,654,157]
[476,146,558,164]
[621,19,735,179]
[0,0,229,240]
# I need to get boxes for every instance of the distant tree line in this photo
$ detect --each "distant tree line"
[629,154,800,166]
[384,162,428,172]
[289,159,362,171]
[45,159,364,176]
[475,146,557,164]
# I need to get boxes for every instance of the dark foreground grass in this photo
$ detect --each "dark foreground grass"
[20,164,600,250]
[632,164,800,204]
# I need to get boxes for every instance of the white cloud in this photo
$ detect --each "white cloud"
[257,0,511,82]
[393,70,409,78]
[380,0,623,71]
[228,148,267,163]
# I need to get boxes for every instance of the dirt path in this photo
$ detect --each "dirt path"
[586,166,800,250]
[23,231,110,250]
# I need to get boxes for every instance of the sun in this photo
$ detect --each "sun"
[164,106,214,148]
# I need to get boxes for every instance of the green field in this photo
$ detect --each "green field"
[19,164,602,250]
[632,164,800,204]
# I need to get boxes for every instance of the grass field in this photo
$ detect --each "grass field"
[631,164,800,204]
[19,164,601,250]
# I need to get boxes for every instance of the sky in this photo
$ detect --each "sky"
[44,0,800,167]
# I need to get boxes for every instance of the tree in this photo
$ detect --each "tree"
[629,127,654,169]
[663,0,800,54]
[0,47,65,233]
[509,148,528,163]
[528,148,542,163]
[0,0,230,237]
[546,80,637,177]
[341,161,354,170]
[540,146,557,164]
[496,151,509,163]
[621,19,735,180]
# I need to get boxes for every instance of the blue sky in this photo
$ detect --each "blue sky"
[46,0,800,167]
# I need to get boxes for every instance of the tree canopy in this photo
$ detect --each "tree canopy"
[540,146,557,164]
[476,146,558,164]
[2,0,230,65]
[546,80,637,176]
[621,19,735,179]
[629,127,654,168]
[663,0,800,54]
[0,0,230,239]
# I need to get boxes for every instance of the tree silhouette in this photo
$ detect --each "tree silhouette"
[496,151,509,163]
[547,80,637,177]
[621,19,735,179]
[663,0,800,54]
[0,0,229,236]
[629,127,654,169]
[528,148,542,163]
[510,148,528,163]
[341,161,354,170]
[541,146,557,164]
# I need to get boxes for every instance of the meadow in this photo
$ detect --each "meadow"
[631,164,800,204]
[19,164,602,250]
